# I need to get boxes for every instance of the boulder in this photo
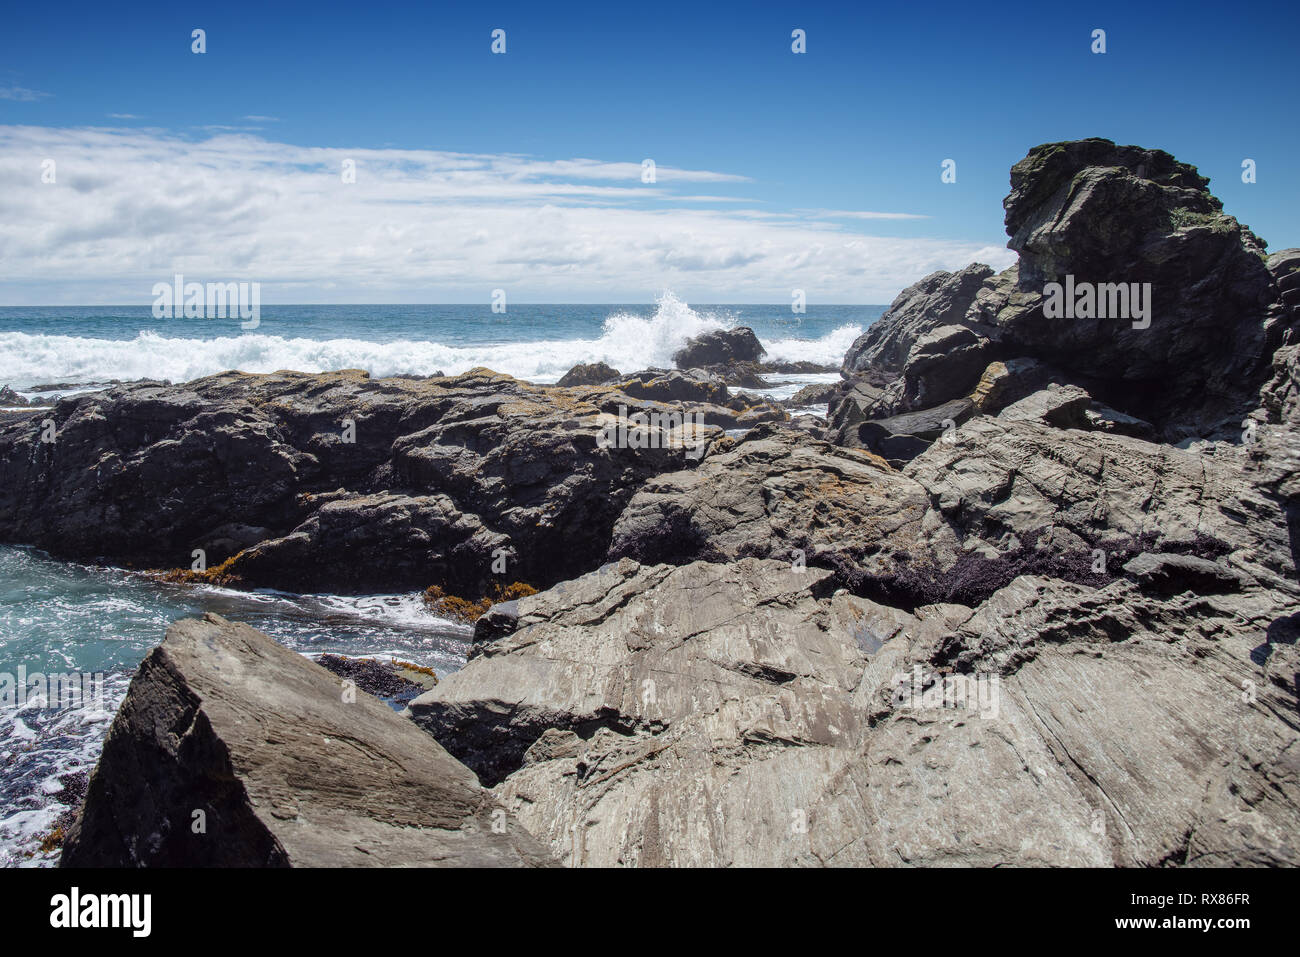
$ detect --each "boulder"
[606,424,942,576]
[672,327,765,368]
[784,382,839,409]
[850,399,975,466]
[62,613,555,867]
[696,361,771,389]
[1122,551,1244,596]
[556,362,620,387]
[610,368,729,405]
[841,264,994,377]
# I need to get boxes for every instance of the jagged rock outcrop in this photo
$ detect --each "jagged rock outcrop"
[832,138,1290,456]
[62,613,555,867]
[842,264,995,379]
[0,386,31,408]
[606,424,947,574]
[407,557,1300,867]
[0,367,788,594]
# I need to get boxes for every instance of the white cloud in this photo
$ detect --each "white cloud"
[0,125,1014,302]
[804,209,931,221]
[0,86,51,102]
[107,113,141,120]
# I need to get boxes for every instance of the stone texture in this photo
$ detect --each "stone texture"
[408,558,1300,867]
[0,367,778,594]
[605,424,943,576]
[62,613,555,867]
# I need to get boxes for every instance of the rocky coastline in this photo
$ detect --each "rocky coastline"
[2,139,1296,867]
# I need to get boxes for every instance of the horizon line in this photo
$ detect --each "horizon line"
[0,302,891,308]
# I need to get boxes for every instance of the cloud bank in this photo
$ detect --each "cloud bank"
[0,126,1014,303]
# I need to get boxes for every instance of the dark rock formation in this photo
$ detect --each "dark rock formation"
[0,386,31,408]
[62,613,555,867]
[0,367,788,594]
[556,362,620,387]
[673,326,765,368]
[832,138,1289,459]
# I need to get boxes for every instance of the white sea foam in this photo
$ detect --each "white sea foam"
[0,293,860,387]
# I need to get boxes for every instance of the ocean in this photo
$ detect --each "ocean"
[0,293,883,866]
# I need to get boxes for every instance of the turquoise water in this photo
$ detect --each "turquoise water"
[0,545,472,867]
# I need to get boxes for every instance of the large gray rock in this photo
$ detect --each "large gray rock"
[842,264,994,378]
[903,401,1299,596]
[407,558,1300,867]
[833,139,1288,442]
[62,613,556,867]
[605,424,946,577]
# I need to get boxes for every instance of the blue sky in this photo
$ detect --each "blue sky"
[1,0,1296,303]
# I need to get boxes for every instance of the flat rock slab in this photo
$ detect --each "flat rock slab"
[62,613,555,867]
[408,558,1300,867]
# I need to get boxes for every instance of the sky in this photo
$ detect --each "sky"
[1,0,1296,304]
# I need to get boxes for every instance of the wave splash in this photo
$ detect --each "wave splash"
[0,292,860,387]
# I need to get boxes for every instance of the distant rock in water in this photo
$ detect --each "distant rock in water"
[673,326,765,368]
[62,613,554,867]
[556,361,620,387]
[0,386,30,408]
[783,381,839,408]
